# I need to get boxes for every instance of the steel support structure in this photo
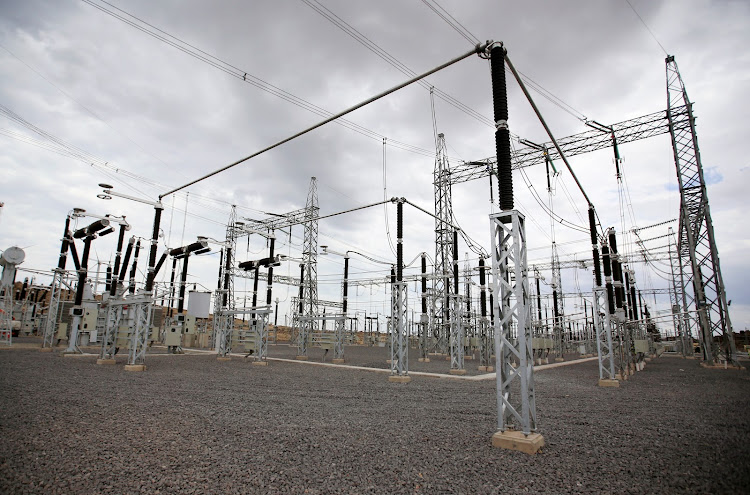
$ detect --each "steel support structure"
[334,315,345,361]
[593,287,616,380]
[550,243,564,360]
[216,207,238,357]
[666,56,736,365]
[448,294,464,371]
[0,290,11,345]
[433,133,453,354]
[298,177,320,357]
[390,281,408,377]
[42,269,64,348]
[491,210,536,434]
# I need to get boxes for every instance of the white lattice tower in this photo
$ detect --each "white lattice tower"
[433,133,453,353]
[299,177,319,356]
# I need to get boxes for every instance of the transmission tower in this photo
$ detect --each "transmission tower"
[433,133,454,354]
[298,177,320,357]
[215,206,237,359]
[665,56,736,365]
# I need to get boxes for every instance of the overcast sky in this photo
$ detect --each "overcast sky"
[1,0,748,334]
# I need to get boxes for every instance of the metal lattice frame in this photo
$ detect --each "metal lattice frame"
[668,229,692,356]
[451,105,690,184]
[666,56,736,365]
[299,177,320,357]
[42,269,64,348]
[390,282,408,377]
[334,315,345,361]
[593,287,616,380]
[251,308,271,362]
[449,294,464,371]
[0,291,12,345]
[550,243,564,359]
[490,210,537,435]
[99,299,123,360]
[216,207,238,357]
[127,294,152,365]
[433,133,453,354]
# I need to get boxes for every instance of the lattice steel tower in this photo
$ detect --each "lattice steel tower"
[433,133,454,353]
[665,56,736,365]
[298,177,320,356]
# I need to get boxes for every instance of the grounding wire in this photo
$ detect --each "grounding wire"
[624,0,669,56]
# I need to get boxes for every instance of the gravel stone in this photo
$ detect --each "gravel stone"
[0,343,748,494]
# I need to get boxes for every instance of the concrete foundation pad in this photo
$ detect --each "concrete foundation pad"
[124,364,146,372]
[386,359,392,364]
[251,361,268,366]
[700,362,746,370]
[491,430,545,454]
[554,358,565,362]
[418,357,431,363]
[645,357,653,362]
[615,373,628,381]
[62,352,86,357]
[388,375,412,384]
[445,356,451,361]
[332,358,345,364]
[96,359,116,365]
[217,357,232,362]
[598,378,620,388]
[478,366,494,372]
[295,356,309,361]
[40,348,54,353]
[449,369,467,376]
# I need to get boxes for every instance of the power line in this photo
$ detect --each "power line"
[624,0,669,56]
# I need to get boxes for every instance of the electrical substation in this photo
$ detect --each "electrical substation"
[1,1,749,493]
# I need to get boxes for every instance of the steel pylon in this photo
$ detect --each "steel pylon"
[666,56,736,365]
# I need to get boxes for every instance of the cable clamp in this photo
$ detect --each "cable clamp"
[478,40,503,59]
[495,119,508,131]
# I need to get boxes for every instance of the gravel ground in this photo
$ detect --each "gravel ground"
[0,344,748,494]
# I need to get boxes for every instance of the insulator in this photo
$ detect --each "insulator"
[68,238,80,272]
[178,255,190,313]
[153,251,168,279]
[452,230,459,294]
[105,266,112,292]
[266,237,275,305]
[119,238,135,281]
[490,44,513,210]
[479,258,487,318]
[608,230,618,254]
[606,284,616,315]
[343,256,349,315]
[73,219,110,239]
[298,264,304,314]
[391,266,396,284]
[420,255,427,315]
[396,201,403,281]
[601,245,612,278]
[588,207,598,246]
[57,216,71,270]
[592,248,602,287]
[632,285,639,321]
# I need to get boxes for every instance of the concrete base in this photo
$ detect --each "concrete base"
[598,378,620,388]
[217,356,232,362]
[418,357,431,363]
[251,361,268,366]
[491,430,545,454]
[615,372,628,381]
[332,358,345,364]
[700,362,746,370]
[449,369,467,376]
[388,375,412,384]
[295,356,309,361]
[445,356,451,361]
[124,364,146,372]
[644,357,652,362]
[478,365,494,372]
[386,359,392,364]
[96,358,116,365]
[554,357,565,362]
[40,348,53,353]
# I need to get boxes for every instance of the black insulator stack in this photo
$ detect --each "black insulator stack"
[552,289,560,325]
[298,264,304,314]
[479,258,487,318]
[452,231,459,294]
[68,239,81,272]
[625,271,634,321]
[145,207,162,292]
[57,216,71,270]
[489,292,495,326]
[420,254,427,315]
[632,286,640,322]
[223,247,232,307]
[252,265,259,317]
[177,255,189,313]
[536,274,542,322]
[129,239,141,294]
[105,266,112,292]
[390,266,396,284]
[343,256,349,314]
[217,249,224,290]
[601,244,615,315]
[609,231,624,310]
[74,237,94,306]
[490,44,513,210]
[154,251,168,279]
[588,207,602,287]
[119,238,134,282]
[168,257,178,317]
[266,236,275,305]
[396,201,403,282]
